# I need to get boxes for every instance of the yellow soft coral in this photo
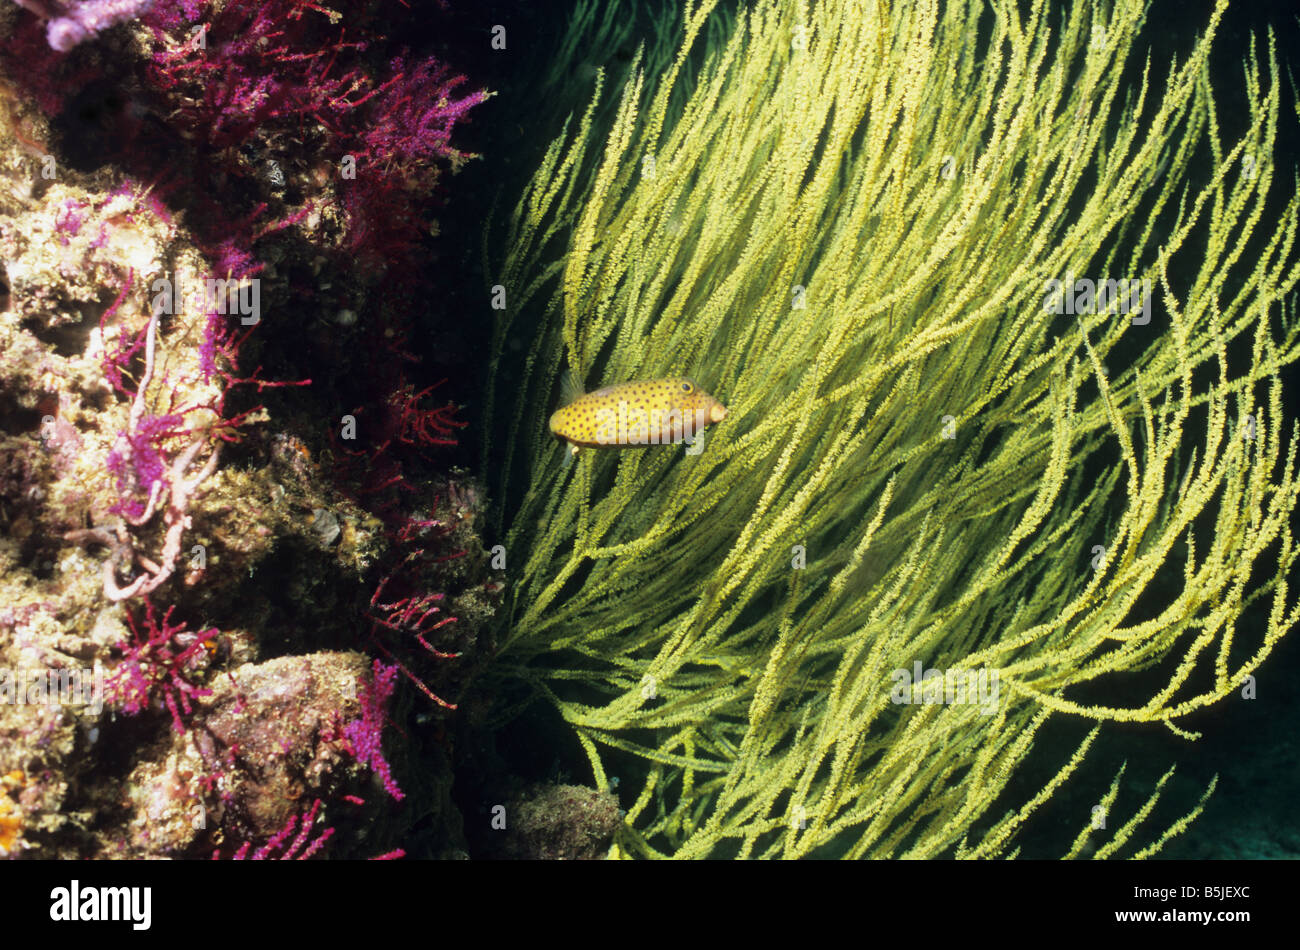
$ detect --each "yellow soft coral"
[487,0,1300,858]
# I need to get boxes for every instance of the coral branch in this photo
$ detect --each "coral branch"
[96,305,222,600]
[63,270,239,602]
[104,600,214,732]
[45,0,155,52]
[343,660,405,801]
[215,799,334,860]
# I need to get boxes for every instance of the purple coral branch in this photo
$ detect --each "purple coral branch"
[43,0,155,52]
[216,800,334,860]
[343,660,405,801]
[104,601,214,732]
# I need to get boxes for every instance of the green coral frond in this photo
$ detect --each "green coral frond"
[487,0,1300,858]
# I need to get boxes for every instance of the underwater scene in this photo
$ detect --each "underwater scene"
[0,0,1298,872]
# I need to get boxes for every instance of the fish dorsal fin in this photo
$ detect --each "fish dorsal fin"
[560,367,585,406]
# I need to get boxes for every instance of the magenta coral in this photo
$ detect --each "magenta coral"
[53,199,85,242]
[88,292,225,600]
[66,258,308,601]
[139,0,488,271]
[338,51,491,268]
[216,799,334,860]
[105,411,186,520]
[343,660,405,801]
[354,53,489,177]
[105,600,214,732]
[143,1,375,148]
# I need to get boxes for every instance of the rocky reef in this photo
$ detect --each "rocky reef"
[0,0,591,859]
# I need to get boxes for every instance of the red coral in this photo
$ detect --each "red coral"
[361,525,466,713]
[389,381,465,449]
[331,374,465,507]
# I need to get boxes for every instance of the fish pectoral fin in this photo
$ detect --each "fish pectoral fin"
[561,442,579,468]
[560,368,586,405]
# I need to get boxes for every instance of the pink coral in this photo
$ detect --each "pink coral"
[46,0,156,51]
[216,799,334,860]
[140,0,488,271]
[343,659,404,801]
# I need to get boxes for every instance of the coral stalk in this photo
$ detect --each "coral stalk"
[43,0,156,52]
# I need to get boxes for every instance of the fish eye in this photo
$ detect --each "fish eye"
[681,381,693,393]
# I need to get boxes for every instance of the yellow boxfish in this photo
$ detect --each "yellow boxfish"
[549,376,728,457]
